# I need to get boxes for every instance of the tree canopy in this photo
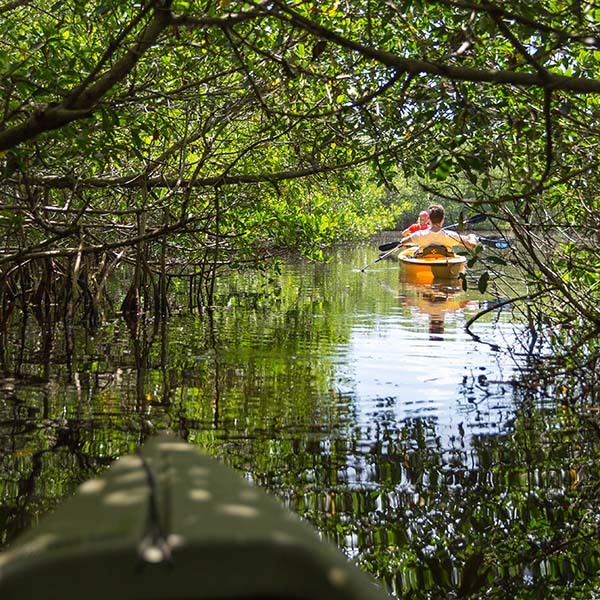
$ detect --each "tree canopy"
[0,0,599,383]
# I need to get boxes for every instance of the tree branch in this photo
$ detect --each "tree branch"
[268,0,600,94]
[0,2,173,151]
[5,145,397,190]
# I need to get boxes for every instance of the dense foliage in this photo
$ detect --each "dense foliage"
[1,1,600,595]
[1,1,599,321]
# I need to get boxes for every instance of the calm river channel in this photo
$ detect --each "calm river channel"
[0,239,588,597]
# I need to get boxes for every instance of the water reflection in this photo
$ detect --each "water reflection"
[0,242,598,598]
[338,273,515,455]
[403,283,476,341]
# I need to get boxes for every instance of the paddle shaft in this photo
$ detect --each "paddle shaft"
[441,212,487,231]
[360,243,402,271]
[378,213,488,252]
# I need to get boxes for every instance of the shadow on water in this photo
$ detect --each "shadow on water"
[1,241,600,598]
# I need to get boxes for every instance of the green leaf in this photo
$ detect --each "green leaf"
[478,271,490,294]
[486,256,507,266]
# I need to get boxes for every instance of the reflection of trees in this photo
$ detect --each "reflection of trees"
[2,246,599,599]
[265,386,600,599]
[0,255,359,549]
[0,375,123,549]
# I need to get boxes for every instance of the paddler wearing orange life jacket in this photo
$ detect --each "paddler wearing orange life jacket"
[401,210,431,237]
[401,204,479,252]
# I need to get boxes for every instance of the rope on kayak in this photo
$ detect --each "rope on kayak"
[137,452,174,566]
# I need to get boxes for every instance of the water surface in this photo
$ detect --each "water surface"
[1,240,589,597]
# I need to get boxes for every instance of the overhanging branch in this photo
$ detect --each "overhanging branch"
[268,0,600,95]
[0,2,173,151]
[4,147,394,191]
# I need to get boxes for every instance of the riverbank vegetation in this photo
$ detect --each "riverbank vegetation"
[1,1,599,597]
[2,2,597,328]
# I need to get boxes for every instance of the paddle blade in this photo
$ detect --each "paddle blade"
[478,236,510,249]
[378,241,401,252]
[464,213,487,226]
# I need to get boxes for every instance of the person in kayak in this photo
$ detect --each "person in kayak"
[400,204,479,252]
[401,210,430,237]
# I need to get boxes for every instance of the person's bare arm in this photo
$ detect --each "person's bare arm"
[458,234,479,249]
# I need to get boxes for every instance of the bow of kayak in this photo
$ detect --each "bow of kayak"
[0,434,391,600]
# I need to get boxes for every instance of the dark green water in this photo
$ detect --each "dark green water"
[1,241,598,598]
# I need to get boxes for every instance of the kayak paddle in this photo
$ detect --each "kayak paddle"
[378,213,488,252]
[443,212,487,230]
[378,240,404,252]
[360,243,405,271]
[477,236,511,249]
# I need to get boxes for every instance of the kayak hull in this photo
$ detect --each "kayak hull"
[0,434,391,600]
[398,246,467,283]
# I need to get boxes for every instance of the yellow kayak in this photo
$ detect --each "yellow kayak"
[398,245,467,283]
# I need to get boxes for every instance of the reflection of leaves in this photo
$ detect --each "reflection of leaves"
[458,552,489,598]
[486,255,508,266]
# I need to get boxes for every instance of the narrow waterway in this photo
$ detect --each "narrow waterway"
[1,240,593,597]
